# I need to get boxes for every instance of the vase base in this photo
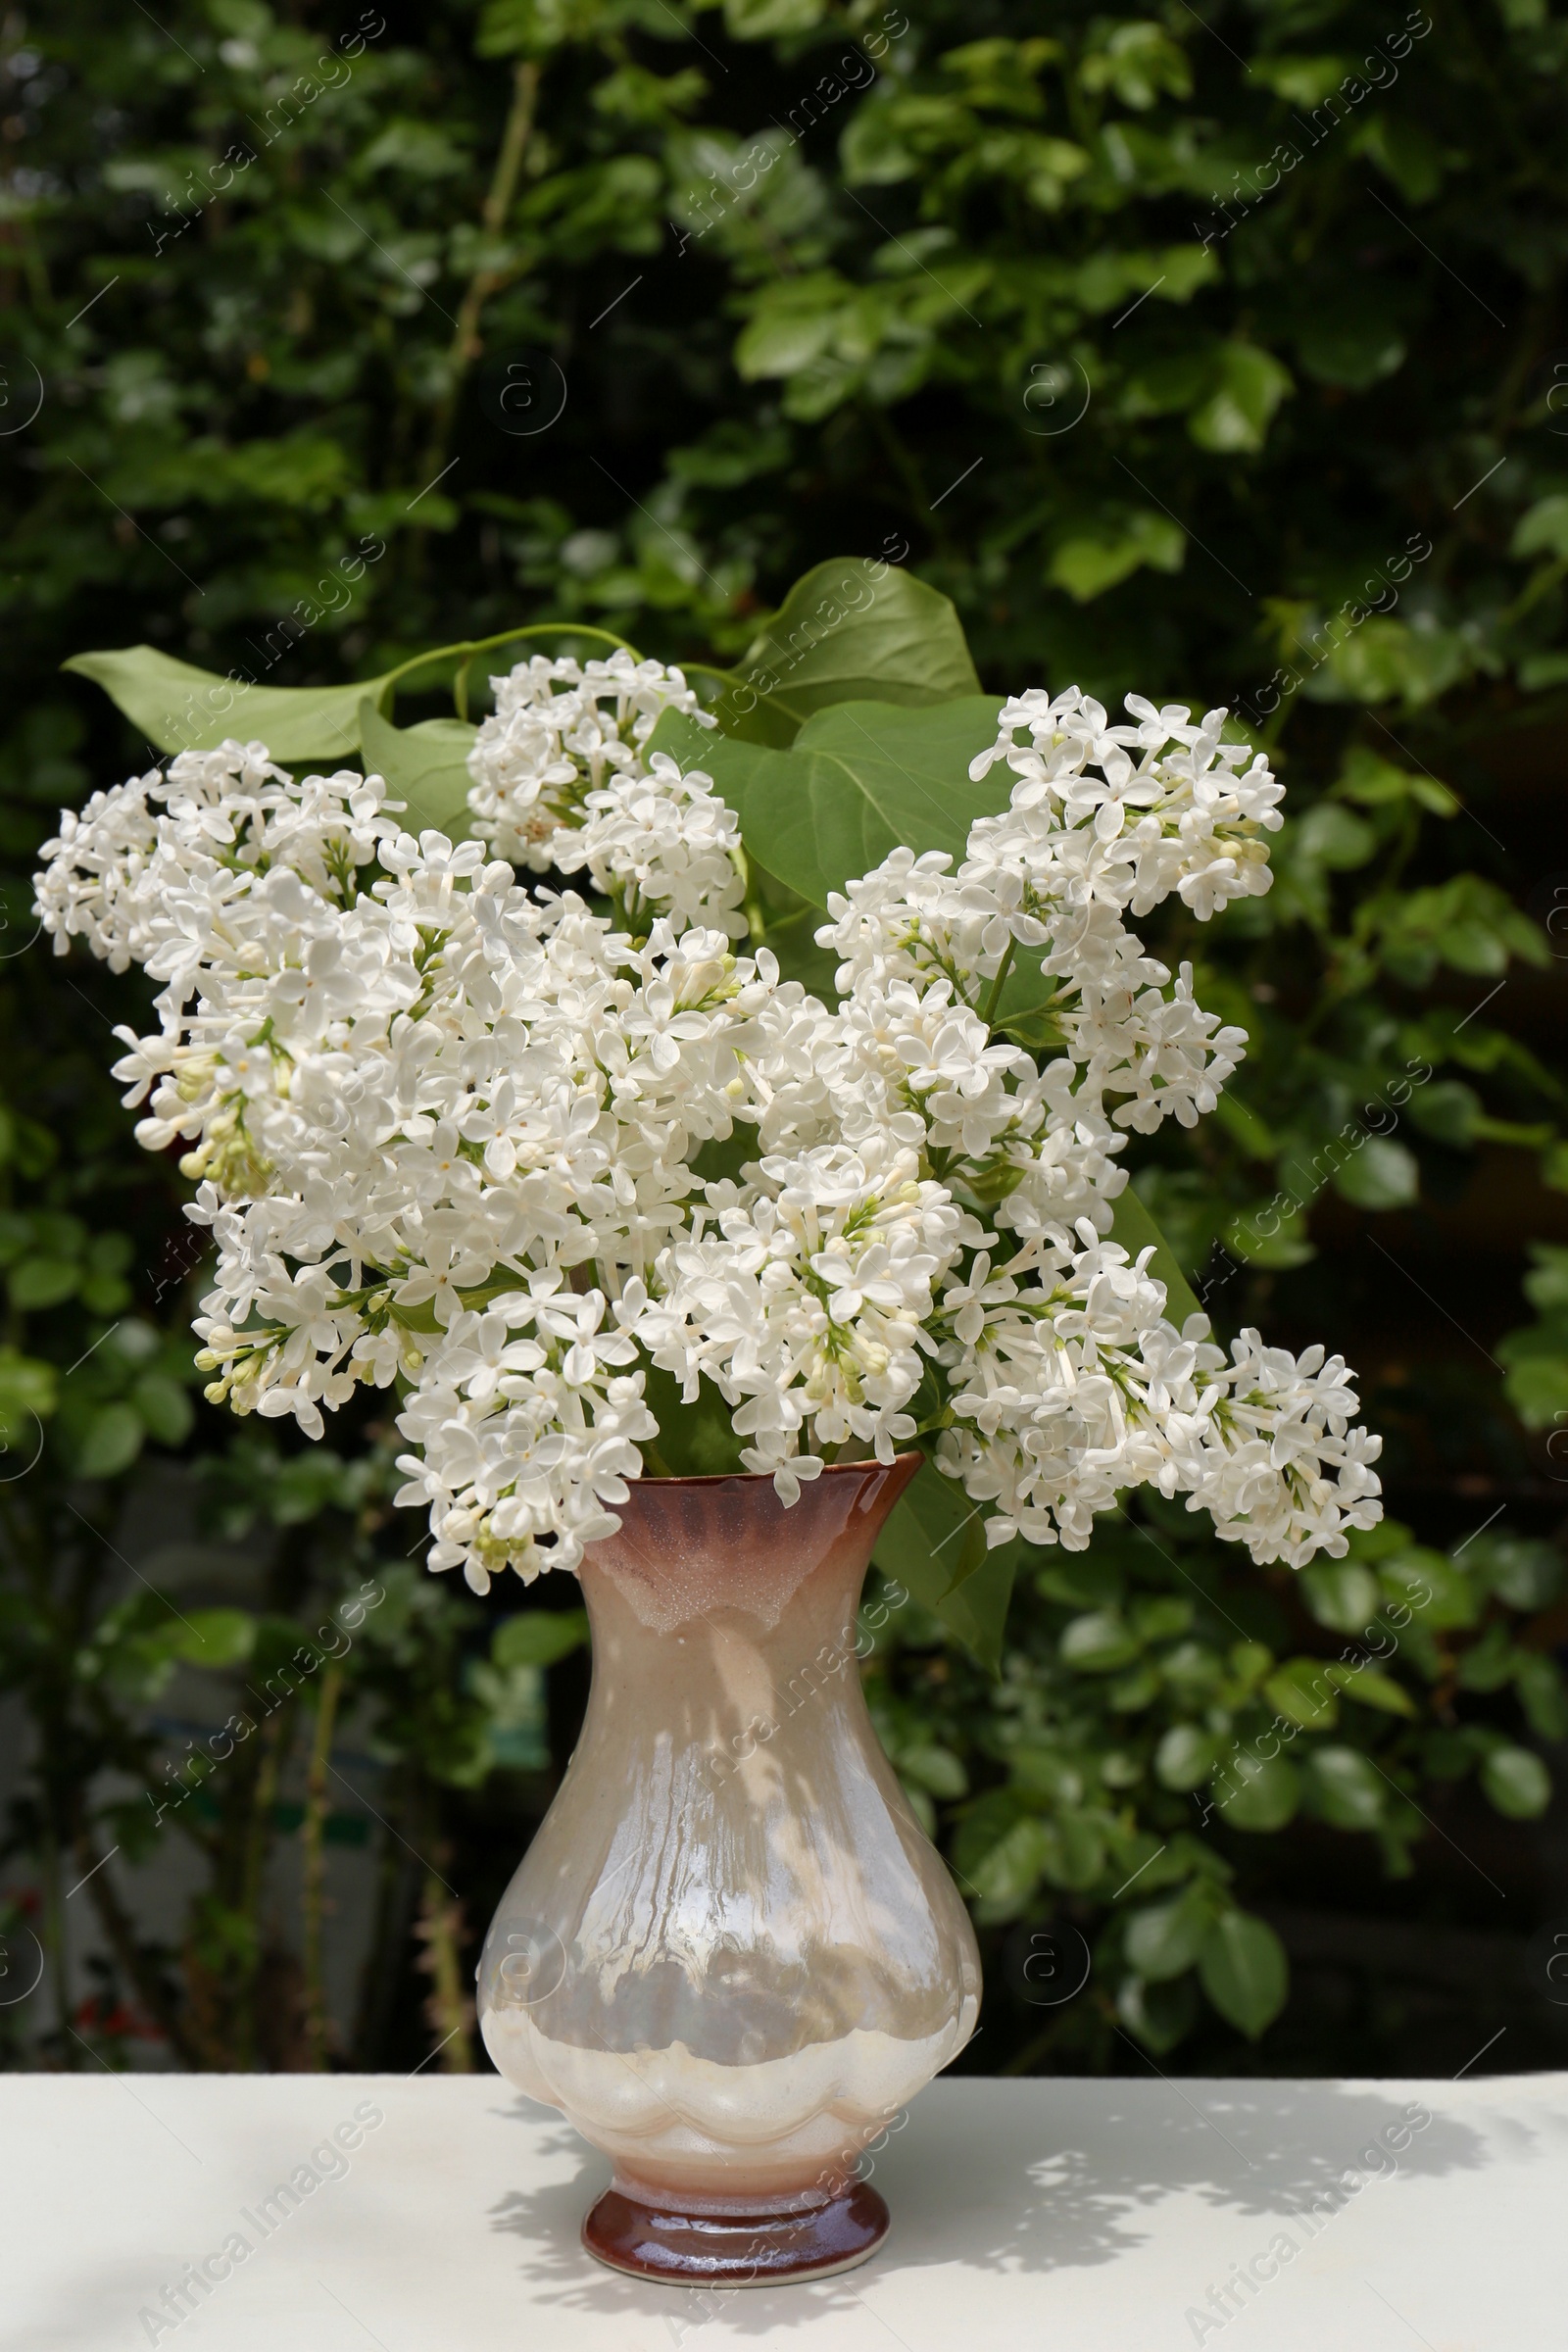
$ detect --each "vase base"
[582,2180,890,2286]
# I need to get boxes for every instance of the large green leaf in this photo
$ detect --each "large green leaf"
[938,1549,1019,1676]
[65,646,397,761]
[726,559,983,743]
[653,697,1006,909]
[644,707,763,808]
[873,1460,1020,1674]
[358,701,478,838]
[1109,1186,1201,1326]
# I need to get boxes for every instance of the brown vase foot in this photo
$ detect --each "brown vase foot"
[582,2180,890,2286]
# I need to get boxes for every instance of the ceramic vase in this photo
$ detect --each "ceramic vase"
[476,1455,980,2284]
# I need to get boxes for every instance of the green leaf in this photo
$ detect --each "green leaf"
[872,1466,1020,1671]
[1332,1136,1419,1209]
[1109,1188,1200,1326]
[1154,1724,1220,1789]
[1510,494,1568,560]
[1263,1657,1341,1730]
[1407,1080,1481,1149]
[897,1742,968,1799]
[358,701,478,838]
[1360,113,1446,205]
[729,559,982,739]
[170,1608,257,1668]
[733,279,845,394]
[131,1371,194,1448]
[724,0,825,32]
[1060,1609,1143,1672]
[1514,1654,1568,1743]
[875,1461,975,1605]
[1039,1813,1106,1890]
[1465,1534,1563,1610]
[1132,1596,1191,1644]
[1218,1750,1300,1832]
[1036,1556,1124,1608]
[962,1814,1054,1919]
[1379,1546,1481,1631]
[1454,1621,1516,1692]
[9,1256,79,1311]
[674,696,1007,910]
[1223,1208,1317,1270]
[1502,1344,1568,1428]
[1298,1560,1382,1635]
[1294,802,1378,870]
[65,646,397,761]
[1327,1663,1417,1717]
[1188,344,1293,454]
[1480,1744,1551,1819]
[476,0,575,56]
[0,1347,57,1449]
[1302,1743,1386,1830]
[1049,511,1184,602]
[1117,1970,1199,2053]
[1337,745,1457,815]
[1124,1882,1214,1980]
[75,1402,145,1480]
[1296,303,1406,391]
[492,1609,590,1669]
[1200,1910,1288,2037]
[1211,1091,1277,1160]
[944,1549,1022,1671]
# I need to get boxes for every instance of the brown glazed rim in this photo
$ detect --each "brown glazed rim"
[619,1451,922,1491]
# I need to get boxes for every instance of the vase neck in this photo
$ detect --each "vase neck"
[577,1457,920,1642]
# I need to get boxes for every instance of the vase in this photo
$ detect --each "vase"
[476,1454,981,2285]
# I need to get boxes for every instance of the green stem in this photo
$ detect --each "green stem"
[979,941,1017,1032]
[418,60,542,495]
[236,1704,290,2068]
[41,1824,73,2065]
[301,1661,344,2073]
[77,1828,202,2067]
[680,659,748,691]
[413,1816,474,2075]
[369,621,645,724]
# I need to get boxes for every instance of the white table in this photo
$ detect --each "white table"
[4,2070,1563,2350]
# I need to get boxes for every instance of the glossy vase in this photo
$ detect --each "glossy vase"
[476,1455,981,2285]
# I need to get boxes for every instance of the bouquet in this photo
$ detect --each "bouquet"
[36,612,1382,1607]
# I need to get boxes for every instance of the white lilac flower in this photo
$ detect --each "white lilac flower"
[967,685,1283,921]
[465,649,711,871]
[35,673,1380,1594]
[642,1138,973,1494]
[555,752,748,940]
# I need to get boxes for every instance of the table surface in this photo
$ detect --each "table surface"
[4,2068,1564,2351]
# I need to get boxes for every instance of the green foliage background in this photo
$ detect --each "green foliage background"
[1,0,1566,2076]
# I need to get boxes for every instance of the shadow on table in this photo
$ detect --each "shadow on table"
[485,2075,1499,2331]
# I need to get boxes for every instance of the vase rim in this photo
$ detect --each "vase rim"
[623,1452,922,1493]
